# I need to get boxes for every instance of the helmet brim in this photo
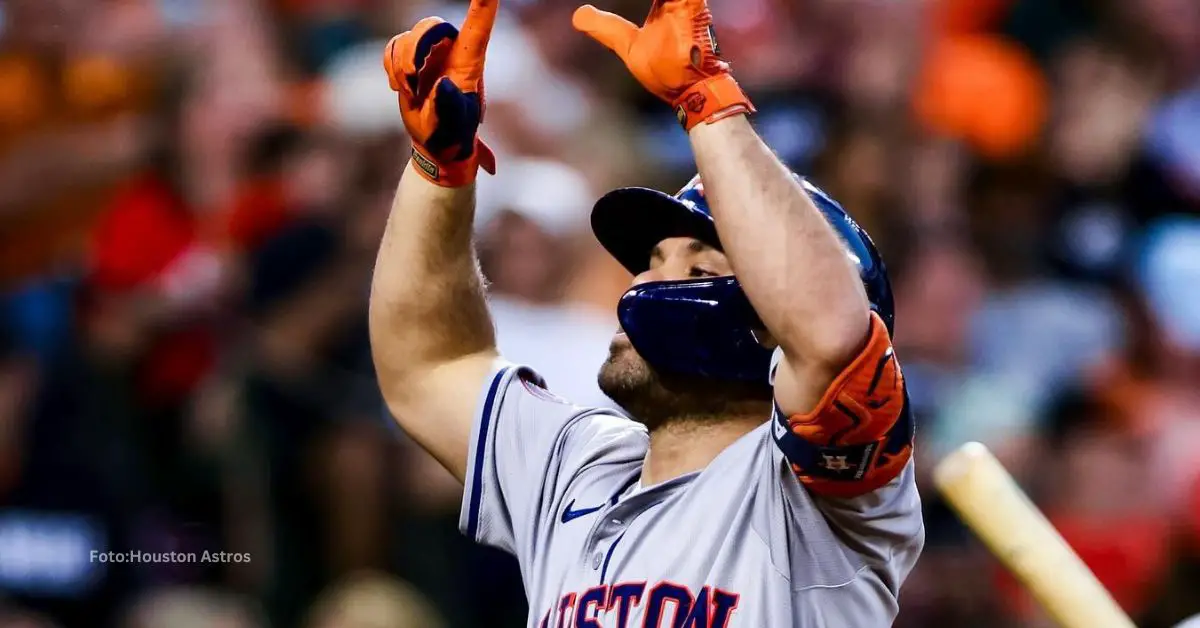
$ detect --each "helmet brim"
[590,187,722,276]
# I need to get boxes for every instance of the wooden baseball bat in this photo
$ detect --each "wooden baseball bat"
[933,441,1136,628]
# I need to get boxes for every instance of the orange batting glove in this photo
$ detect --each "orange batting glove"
[573,0,754,131]
[384,0,498,187]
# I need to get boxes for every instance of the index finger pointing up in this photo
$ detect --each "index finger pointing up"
[456,0,499,63]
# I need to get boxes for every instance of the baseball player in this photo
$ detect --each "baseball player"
[369,0,924,626]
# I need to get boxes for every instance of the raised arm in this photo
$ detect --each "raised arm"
[574,0,870,416]
[575,0,915,501]
[689,118,870,415]
[369,1,500,481]
[370,171,495,480]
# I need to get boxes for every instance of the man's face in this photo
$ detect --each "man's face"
[598,237,769,426]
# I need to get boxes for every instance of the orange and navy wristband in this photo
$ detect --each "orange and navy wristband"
[672,74,755,131]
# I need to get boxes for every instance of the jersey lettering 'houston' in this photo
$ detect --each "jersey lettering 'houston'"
[460,313,923,627]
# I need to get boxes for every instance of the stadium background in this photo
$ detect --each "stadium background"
[0,0,1199,625]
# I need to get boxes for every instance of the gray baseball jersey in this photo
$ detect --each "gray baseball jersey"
[460,351,923,627]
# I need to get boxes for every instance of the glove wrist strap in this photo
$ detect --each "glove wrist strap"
[409,139,496,188]
[672,74,755,131]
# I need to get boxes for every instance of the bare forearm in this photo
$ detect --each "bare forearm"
[689,116,869,365]
[368,163,496,389]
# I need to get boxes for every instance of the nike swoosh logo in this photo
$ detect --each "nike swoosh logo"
[561,500,604,524]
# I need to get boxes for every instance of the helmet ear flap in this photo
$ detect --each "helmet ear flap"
[596,174,894,383]
[618,276,775,383]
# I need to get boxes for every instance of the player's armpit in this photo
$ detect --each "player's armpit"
[382,351,497,483]
[771,312,914,498]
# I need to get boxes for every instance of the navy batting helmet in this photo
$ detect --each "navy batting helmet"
[591,174,893,383]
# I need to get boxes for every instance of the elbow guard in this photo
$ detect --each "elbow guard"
[772,313,914,498]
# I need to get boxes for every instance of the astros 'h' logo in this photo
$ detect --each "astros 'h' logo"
[820,454,854,472]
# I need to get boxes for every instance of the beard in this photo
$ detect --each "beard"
[597,334,773,430]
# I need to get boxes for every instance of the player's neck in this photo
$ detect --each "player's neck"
[641,415,764,487]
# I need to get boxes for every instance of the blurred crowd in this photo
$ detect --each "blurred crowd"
[1,0,1199,626]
